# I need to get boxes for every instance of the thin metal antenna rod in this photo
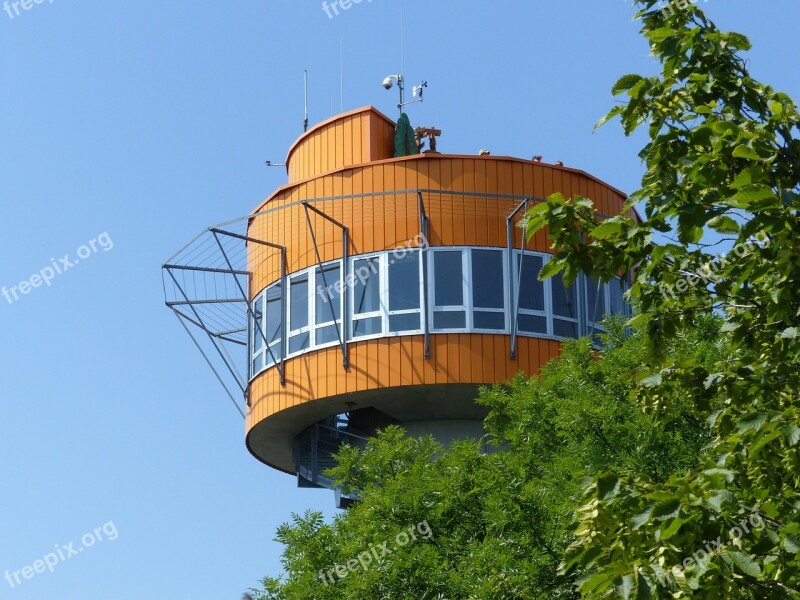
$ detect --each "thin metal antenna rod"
[304,69,309,132]
[340,38,344,113]
[401,6,405,81]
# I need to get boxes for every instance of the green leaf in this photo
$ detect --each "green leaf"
[636,572,652,599]
[727,551,761,578]
[632,507,653,530]
[782,425,800,447]
[592,219,624,240]
[732,145,764,161]
[784,534,800,554]
[615,574,634,599]
[727,184,777,209]
[737,412,768,433]
[730,167,763,189]
[612,74,645,96]
[597,474,621,500]
[660,516,688,540]
[707,215,740,234]
[595,106,624,131]
[640,372,663,387]
[539,258,565,281]
[652,498,681,520]
[648,28,677,42]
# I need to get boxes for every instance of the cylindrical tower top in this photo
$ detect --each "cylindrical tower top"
[285,106,397,183]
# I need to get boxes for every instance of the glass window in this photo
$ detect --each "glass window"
[432,250,467,331]
[264,284,282,367]
[353,258,380,315]
[587,277,607,325]
[553,319,578,338]
[389,251,420,311]
[265,286,282,343]
[552,274,577,320]
[315,263,342,345]
[472,249,505,331]
[519,314,547,334]
[253,296,264,352]
[433,311,466,329]
[551,273,579,340]
[353,257,382,338]
[354,316,382,337]
[388,251,422,333]
[389,313,421,332]
[609,278,627,316]
[433,251,464,306]
[514,253,548,336]
[288,275,310,354]
[290,276,309,330]
[474,312,505,330]
[472,250,504,309]
[315,265,341,324]
[516,254,545,312]
[251,352,263,378]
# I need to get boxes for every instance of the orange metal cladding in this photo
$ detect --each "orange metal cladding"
[245,106,634,473]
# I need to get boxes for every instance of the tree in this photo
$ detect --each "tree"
[523,2,800,597]
[252,323,718,599]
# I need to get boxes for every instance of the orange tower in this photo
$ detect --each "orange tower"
[163,106,633,502]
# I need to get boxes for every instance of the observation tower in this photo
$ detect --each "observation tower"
[163,105,634,504]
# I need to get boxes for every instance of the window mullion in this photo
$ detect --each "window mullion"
[464,249,472,330]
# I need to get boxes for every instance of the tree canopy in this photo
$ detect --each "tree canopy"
[524,2,800,597]
[252,322,721,599]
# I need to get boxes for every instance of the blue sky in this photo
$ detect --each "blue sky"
[1,1,798,598]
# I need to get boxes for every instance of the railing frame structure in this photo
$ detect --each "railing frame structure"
[162,188,622,418]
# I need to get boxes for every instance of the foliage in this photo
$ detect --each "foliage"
[252,324,718,599]
[523,1,800,597]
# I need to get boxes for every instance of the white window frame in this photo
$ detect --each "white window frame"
[312,260,345,349]
[429,248,470,333]
[248,246,635,378]
[350,254,384,341]
[286,272,312,358]
[469,248,508,333]
[429,247,508,334]
[250,281,282,378]
[512,250,550,337]
[585,275,610,338]
[385,249,425,337]
[549,269,580,340]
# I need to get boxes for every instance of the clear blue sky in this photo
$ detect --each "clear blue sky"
[1,1,798,598]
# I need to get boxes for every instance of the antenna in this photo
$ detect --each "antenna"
[401,6,405,81]
[382,6,429,115]
[303,69,309,133]
[340,38,344,113]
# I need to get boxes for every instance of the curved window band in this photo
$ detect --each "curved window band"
[249,247,632,380]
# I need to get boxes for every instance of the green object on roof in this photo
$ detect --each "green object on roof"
[394,113,420,158]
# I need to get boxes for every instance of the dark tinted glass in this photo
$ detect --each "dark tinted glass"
[353,258,380,314]
[552,275,577,319]
[517,254,544,311]
[389,252,420,311]
[472,250,504,309]
[315,265,341,324]
[434,251,464,306]
[290,277,309,330]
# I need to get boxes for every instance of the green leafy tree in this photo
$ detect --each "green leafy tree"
[523,2,800,597]
[252,323,717,599]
